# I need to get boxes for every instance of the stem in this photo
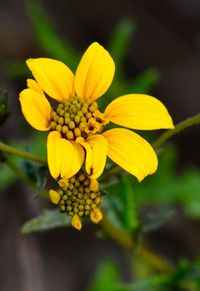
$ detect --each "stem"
[152,113,200,150]
[0,141,46,164]
[101,217,173,273]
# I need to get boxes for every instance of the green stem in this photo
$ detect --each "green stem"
[0,141,46,164]
[152,113,200,150]
[101,217,173,273]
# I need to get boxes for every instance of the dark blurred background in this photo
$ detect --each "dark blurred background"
[1,0,200,290]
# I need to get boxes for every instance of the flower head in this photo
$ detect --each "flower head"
[49,171,103,230]
[19,42,174,182]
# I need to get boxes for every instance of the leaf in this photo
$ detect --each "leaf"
[20,160,37,183]
[119,276,169,291]
[119,174,139,232]
[170,257,200,289]
[128,67,160,94]
[141,208,176,233]
[33,165,47,199]
[108,18,136,72]
[26,0,80,71]
[89,260,119,291]
[0,88,10,126]
[21,209,70,234]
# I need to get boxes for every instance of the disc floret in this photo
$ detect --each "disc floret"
[50,96,105,140]
[49,171,103,230]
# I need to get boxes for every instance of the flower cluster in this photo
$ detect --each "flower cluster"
[19,42,174,230]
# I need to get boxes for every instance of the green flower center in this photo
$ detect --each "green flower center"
[50,96,104,140]
[57,172,102,218]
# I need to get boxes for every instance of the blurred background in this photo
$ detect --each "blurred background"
[1,0,200,290]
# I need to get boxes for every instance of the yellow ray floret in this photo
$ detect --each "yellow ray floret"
[103,128,158,182]
[104,94,174,130]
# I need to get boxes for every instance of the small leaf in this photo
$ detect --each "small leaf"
[26,0,80,71]
[108,18,136,71]
[33,165,47,199]
[89,260,119,291]
[119,174,139,232]
[21,209,70,234]
[0,89,10,126]
[20,160,37,183]
[141,208,176,233]
[128,67,160,94]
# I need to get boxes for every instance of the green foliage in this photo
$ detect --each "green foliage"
[26,0,80,71]
[0,89,10,126]
[170,258,200,289]
[108,18,136,73]
[141,208,176,233]
[33,165,47,199]
[118,175,139,232]
[21,209,70,234]
[134,145,200,220]
[0,133,46,190]
[128,67,160,94]
[88,260,120,291]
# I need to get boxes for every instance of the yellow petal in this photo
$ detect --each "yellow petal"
[103,128,158,182]
[47,131,74,179]
[86,135,108,179]
[77,135,108,179]
[62,142,85,178]
[26,58,74,102]
[49,189,60,204]
[90,208,103,224]
[19,88,51,131]
[59,139,75,178]
[75,42,115,100]
[104,94,174,130]
[47,131,62,179]
[76,137,93,174]
[27,79,43,94]
[71,214,82,230]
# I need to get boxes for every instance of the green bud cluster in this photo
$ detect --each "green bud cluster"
[50,96,99,140]
[58,172,101,218]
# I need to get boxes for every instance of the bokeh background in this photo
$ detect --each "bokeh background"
[1,0,200,290]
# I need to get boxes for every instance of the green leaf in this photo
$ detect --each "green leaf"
[33,165,47,199]
[20,160,37,183]
[141,208,176,233]
[21,209,70,234]
[119,174,139,232]
[89,260,120,291]
[26,0,80,70]
[170,257,200,289]
[0,89,10,126]
[128,67,160,94]
[118,275,169,291]
[108,18,136,72]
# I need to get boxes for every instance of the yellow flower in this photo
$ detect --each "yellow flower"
[19,42,174,182]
